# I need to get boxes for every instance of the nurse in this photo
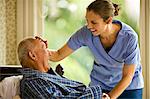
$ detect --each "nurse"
[48,0,144,98]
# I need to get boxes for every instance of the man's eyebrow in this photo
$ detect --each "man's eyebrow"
[36,38,44,43]
[35,37,43,41]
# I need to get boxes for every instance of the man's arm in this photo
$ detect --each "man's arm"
[78,85,102,99]
[21,77,103,99]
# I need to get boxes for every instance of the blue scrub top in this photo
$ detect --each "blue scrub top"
[67,20,144,90]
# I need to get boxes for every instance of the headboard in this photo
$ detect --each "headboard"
[0,65,22,81]
[0,64,64,81]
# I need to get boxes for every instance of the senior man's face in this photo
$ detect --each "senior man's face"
[33,38,49,65]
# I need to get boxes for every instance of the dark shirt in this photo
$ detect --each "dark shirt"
[47,68,56,75]
[20,68,102,99]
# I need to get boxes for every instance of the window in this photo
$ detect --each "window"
[43,0,94,85]
[43,0,141,86]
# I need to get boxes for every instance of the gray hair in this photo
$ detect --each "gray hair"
[17,38,35,68]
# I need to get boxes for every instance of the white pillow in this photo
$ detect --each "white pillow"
[0,75,23,99]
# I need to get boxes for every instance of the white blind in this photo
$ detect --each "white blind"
[16,0,43,63]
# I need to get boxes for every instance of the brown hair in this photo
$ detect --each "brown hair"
[87,0,120,21]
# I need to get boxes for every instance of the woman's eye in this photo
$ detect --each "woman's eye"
[91,21,97,24]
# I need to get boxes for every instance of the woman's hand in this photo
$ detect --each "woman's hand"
[34,36,73,62]
[35,36,48,48]
[48,49,58,60]
[102,93,110,99]
[48,50,57,56]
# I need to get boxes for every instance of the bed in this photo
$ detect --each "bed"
[0,64,64,99]
[0,65,22,99]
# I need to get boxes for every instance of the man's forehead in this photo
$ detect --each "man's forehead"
[34,39,42,44]
[34,39,46,47]
[35,37,47,47]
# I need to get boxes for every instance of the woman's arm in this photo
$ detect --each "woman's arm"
[49,44,74,62]
[108,64,136,99]
[35,36,74,62]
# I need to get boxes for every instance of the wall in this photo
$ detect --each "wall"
[0,0,17,65]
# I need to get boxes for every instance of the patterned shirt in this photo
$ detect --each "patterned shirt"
[19,68,102,99]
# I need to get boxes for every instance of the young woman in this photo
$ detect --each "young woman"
[48,0,144,98]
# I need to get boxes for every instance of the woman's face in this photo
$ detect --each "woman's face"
[86,10,108,36]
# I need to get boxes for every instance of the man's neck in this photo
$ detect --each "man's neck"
[39,67,49,72]
[34,63,49,73]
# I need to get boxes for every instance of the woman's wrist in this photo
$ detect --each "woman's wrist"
[102,93,110,99]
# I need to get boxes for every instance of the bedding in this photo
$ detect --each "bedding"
[0,75,22,99]
[0,66,22,99]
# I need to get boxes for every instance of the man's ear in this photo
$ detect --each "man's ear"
[106,17,113,24]
[28,51,37,61]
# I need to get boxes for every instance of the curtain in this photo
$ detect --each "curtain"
[17,0,43,44]
[140,0,150,98]
[16,0,43,63]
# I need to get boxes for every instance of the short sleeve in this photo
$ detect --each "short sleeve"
[67,26,87,51]
[124,34,140,65]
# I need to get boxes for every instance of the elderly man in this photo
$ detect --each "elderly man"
[17,37,104,99]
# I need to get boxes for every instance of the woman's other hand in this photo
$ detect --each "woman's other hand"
[102,93,110,99]
[35,36,48,48]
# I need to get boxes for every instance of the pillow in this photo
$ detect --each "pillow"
[0,75,23,99]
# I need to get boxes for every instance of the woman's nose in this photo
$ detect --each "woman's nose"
[87,24,92,29]
[87,23,92,29]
